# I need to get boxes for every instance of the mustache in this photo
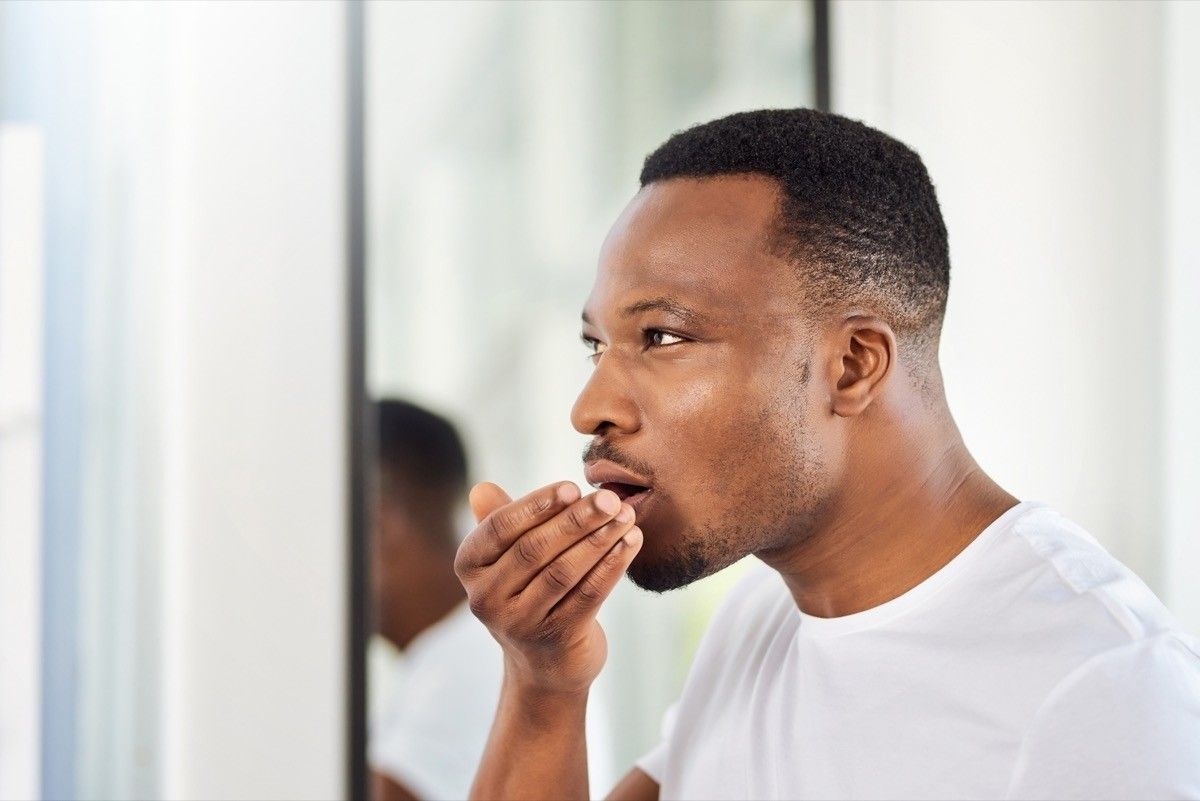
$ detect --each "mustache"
[581,439,658,484]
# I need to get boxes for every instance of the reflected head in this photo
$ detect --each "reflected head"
[375,399,468,551]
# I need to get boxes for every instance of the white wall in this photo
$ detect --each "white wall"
[833,0,1198,631]
[158,4,348,799]
[0,126,45,801]
[0,2,349,798]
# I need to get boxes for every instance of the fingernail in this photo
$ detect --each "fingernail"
[616,504,634,523]
[557,483,579,505]
[595,489,620,515]
[622,527,643,547]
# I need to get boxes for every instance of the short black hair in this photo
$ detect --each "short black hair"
[640,108,950,354]
[375,398,469,506]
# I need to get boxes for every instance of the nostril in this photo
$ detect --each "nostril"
[592,420,616,437]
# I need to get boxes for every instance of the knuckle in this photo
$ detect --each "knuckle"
[541,562,574,593]
[488,508,518,538]
[584,525,612,549]
[514,534,544,567]
[601,544,625,568]
[452,544,472,578]
[575,576,605,603]
[530,492,553,515]
[492,494,551,539]
[466,592,493,622]
[564,504,593,533]
[476,516,498,546]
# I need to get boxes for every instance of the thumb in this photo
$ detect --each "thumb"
[469,481,512,524]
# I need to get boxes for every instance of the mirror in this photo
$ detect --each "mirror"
[361,2,821,797]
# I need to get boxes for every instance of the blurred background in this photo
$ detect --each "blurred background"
[0,1,1197,800]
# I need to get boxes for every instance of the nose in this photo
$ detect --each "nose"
[571,358,640,436]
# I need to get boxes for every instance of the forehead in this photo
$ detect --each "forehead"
[585,175,797,322]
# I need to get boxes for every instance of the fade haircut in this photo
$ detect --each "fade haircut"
[639,109,951,361]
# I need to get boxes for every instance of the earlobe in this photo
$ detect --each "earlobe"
[829,317,895,418]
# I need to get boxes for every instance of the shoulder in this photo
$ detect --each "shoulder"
[994,506,1200,796]
[1006,632,1200,799]
[1048,631,1200,703]
[988,504,1185,647]
[1033,631,1200,726]
[373,603,502,752]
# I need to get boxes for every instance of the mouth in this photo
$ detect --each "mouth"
[584,459,656,513]
[599,481,652,506]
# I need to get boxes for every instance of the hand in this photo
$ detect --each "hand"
[454,481,643,696]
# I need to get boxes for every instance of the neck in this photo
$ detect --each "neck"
[760,401,1017,619]
[379,549,466,651]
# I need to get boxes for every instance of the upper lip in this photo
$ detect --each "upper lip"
[583,459,653,491]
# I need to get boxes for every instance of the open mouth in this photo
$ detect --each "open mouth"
[600,481,652,503]
[584,457,656,513]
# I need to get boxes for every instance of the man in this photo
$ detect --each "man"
[370,399,502,801]
[454,110,1200,799]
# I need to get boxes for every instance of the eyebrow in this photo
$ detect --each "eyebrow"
[581,296,710,326]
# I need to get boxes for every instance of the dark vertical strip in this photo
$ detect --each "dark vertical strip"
[813,0,831,111]
[345,1,370,799]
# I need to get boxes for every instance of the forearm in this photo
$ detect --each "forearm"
[470,672,591,801]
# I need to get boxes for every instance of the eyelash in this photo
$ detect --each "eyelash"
[581,329,687,362]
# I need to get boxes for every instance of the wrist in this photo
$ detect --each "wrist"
[503,665,590,725]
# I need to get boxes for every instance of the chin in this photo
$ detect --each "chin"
[625,542,713,594]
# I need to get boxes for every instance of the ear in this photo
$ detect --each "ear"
[828,316,895,417]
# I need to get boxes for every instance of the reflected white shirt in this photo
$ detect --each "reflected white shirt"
[370,601,503,801]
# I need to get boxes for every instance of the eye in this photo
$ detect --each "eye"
[581,334,607,362]
[646,329,686,348]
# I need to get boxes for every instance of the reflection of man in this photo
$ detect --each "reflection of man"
[369,399,502,801]
[454,109,1200,800]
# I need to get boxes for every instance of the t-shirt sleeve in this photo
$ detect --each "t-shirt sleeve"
[1005,632,1200,800]
[634,701,679,784]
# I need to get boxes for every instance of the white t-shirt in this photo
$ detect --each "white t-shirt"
[636,501,1200,800]
[369,600,503,800]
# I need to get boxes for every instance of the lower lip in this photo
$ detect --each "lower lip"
[626,489,655,515]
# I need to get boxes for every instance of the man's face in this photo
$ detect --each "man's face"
[574,175,838,592]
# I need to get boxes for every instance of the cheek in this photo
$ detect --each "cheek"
[641,367,741,450]
[704,367,816,494]
[646,367,782,496]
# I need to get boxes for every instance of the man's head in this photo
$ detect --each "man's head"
[373,399,469,607]
[573,109,951,593]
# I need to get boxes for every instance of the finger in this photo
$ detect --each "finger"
[469,482,512,524]
[518,503,636,616]
[490,489,623,596]
[456,481,581,572]
[548,526,643,624]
